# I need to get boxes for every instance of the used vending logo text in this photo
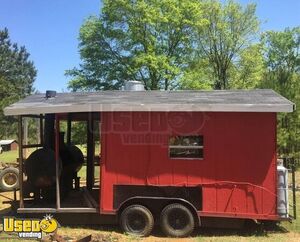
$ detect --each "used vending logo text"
[3,214,59,239]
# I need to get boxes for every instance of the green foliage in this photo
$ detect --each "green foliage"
[180,58,214,90]
[193,0,261,89]
[59,121,87,145]
[230,44,265,89]
[70,122,88,145]
[67,0,263,91]
[261,27,300,160]
[66,0,207,90]
[0,28,36,139]
[59,120,100,147]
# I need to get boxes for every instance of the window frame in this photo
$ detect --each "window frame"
[168,135,204,160]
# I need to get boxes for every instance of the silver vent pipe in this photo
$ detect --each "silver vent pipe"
[123,81,145,91]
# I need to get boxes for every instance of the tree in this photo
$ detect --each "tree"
[261,27,300,160]
[66,0,206,91]
[229,44,264,89]
[180,43,264,90]
[180,57,214,90]
[194,0,260,89]
[0,28,36,139]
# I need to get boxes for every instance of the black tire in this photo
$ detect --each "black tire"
[120,205,154,237]
[0,167,19,191]
[160,203,195,237]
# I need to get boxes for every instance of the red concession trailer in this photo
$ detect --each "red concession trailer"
[4,89,296,237]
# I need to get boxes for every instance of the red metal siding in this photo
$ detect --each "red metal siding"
[100,112,277,220]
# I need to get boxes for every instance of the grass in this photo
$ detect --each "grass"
[77,165,100,181]
[0,150,18,163]
[0,148,38,164]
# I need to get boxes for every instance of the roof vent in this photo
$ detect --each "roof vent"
[45,90,57,98]
[123,81,145,91]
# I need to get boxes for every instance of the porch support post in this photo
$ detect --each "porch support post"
[18,115,24,208]
[87,113,95,190]
[55,114,61,209]
[67,113,72,146]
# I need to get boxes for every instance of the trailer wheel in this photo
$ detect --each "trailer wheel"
[120,205,154,237]
[160,203,195,237]
[0,167,19,191]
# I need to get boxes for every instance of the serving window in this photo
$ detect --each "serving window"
[169,135,203,159]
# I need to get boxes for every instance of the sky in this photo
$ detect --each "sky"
[0,0,299,93]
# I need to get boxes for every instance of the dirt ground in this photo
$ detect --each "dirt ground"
[1,191,300,242]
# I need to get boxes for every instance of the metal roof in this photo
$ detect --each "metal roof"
[0,140,17,145]
[4,89,295,115]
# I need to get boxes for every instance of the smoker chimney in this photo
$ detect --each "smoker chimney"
[44,114,55,149]
[45,90,57,98]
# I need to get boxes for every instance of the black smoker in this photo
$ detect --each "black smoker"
[24,113,84,201]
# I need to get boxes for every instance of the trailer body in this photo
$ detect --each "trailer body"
[3,89,296,236]
[100,111,277,220]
